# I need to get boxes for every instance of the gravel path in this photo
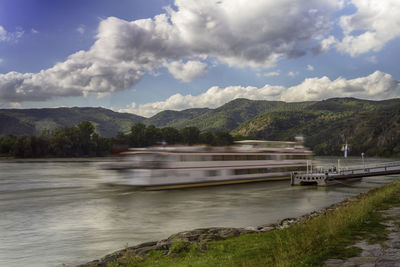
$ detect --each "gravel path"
[324,206,400,267]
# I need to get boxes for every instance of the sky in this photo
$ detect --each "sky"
[0,0,400,117]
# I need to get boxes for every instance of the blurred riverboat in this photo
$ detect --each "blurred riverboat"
[102,138,312,190]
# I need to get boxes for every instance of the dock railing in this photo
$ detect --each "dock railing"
[291,161,400,186]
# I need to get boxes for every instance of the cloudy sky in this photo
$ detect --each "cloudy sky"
[1,0,400,117]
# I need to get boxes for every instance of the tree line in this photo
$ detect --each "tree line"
[0,122,235,158]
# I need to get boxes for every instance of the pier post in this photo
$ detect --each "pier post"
[361,153,365,170]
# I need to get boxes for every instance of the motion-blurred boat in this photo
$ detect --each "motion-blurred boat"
[102,138,312,190]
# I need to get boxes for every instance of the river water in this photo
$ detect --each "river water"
[0,157,399,266]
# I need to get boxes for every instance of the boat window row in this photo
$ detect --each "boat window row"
[233,166,307,175]
[179,154,308,162]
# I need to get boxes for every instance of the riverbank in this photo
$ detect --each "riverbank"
[80,181,400,267]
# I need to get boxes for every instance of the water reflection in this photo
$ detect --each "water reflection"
[0,157,399,266]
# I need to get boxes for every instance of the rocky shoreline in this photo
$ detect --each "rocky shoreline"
[79,193,365,267]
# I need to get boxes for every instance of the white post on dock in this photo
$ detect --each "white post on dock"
[361,152,365,170]
[338,159,340,173]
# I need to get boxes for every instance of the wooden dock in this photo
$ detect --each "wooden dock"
[291,161,400,186]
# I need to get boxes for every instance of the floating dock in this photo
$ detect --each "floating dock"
[291,161,400,186]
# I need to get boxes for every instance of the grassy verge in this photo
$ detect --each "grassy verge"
[109,181,400,267]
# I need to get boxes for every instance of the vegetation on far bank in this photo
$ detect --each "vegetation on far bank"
[2,98,400,158]
[233,98,400,158]
[107,181,400,267]
[0,122,235,158]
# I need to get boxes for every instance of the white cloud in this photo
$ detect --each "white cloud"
[0,0,343,103]
[76,25,85,34]
[120,84,285,117]
[0,26,6,41]
[31,28,39,34]
[307,65,314,71]
[165,60,207,82]
[281,70,400,101]
[168,0,341,68]
[263,71,280,77]
[0,25,24,42]
[335,0,400,56]
[314,35,337,54]
[121,71,400,117]
[288,71,299,77]
[0,58,3,64]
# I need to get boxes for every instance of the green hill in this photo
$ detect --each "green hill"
[165,98,314,132]
[232,98,400,157]
[0,107,145,137]
[143,108,210,127]
[1,98,399,157]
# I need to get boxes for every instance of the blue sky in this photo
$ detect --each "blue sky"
[0,0,399,117]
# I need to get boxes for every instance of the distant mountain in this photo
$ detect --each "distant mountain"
[232,98,400,157]
[143,108,210,127]
[0,107,145,137]
[164,98,315,132]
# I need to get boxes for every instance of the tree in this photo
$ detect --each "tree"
[77,121,95,138]
[13,136,33,158]
[129,123,147,147]
[50,127,76,157]
[214,132,234,146]
[77,121,96,155]
[161,127,182,144]
[199,131,214,145]
[0,135,17,156]
[91,132,112,156]
[180,127,200,145]
[144,125,162,146]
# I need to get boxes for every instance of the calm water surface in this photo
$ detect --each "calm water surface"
[0,157,399,266]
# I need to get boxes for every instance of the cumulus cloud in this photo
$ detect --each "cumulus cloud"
[0,0,344,104]
[165,60,207,82]
[288,71,299,77]
[307,65,314,71]
[0,25,24,42]
[281,71,400,101]
[313,35,337,54]
[263,71,280,77]
[335,0,400,56]
[121,71,400,117]
[120,84,286,117]
[0,58,3,64]
[168,0,341,67]
[7,0,397,105]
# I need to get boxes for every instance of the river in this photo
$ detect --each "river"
[0,157,399,266]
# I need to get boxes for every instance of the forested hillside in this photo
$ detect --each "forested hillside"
[1,98,400,157]
[163,98,314,132]
[0,107,145,137]
[233,98,400,157]
[143,108,210,127]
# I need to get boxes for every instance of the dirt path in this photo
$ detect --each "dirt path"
[325,206,400,267]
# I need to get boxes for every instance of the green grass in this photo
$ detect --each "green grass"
[107,182,400,267]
